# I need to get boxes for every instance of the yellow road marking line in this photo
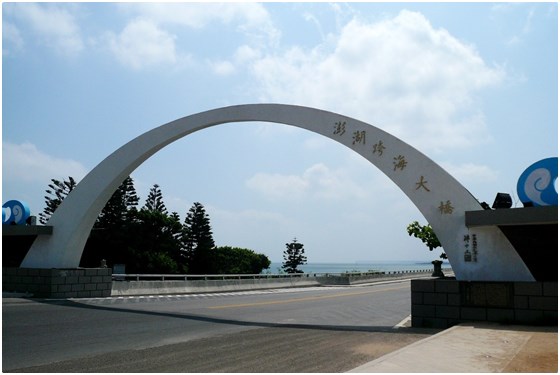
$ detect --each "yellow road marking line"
[208,285,407,309]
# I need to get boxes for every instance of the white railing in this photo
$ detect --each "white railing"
[112,273,313,281]
[112,268,450,282]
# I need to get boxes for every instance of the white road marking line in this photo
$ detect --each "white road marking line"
[393,314,411,328]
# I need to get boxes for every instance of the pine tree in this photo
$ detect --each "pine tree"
[168,211,183,244]
[96,176,139,229]
[83,176,139,267]
[142,184,168,214]
[116,183,183,273]
[39,176,77,224]
[123,209,182,273]
[121,176,140,211]
[282,238,307,273]
[182,202,215,274]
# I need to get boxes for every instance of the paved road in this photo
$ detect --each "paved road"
[3,280,438,372]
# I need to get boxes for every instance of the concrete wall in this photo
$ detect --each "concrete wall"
[2,268,437,298]
[111,277,320,296]
[112,270,441,296]
[2,267,112,298]
[3,268,444,298]
[411,278,558,328]
[315,270,438,285]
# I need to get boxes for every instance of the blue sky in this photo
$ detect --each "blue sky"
[2,2,557,263]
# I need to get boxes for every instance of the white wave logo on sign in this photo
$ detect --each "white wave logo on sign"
[517,157,558,207]
[2,200,31,225]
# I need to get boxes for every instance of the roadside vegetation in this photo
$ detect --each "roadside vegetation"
[281,238,307,274]
[40,176,271,274]
[406,220,446,259]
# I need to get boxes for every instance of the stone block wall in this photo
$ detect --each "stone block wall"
[2,268,112,298]
[411,278,558,328]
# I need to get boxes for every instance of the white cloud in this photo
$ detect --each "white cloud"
[246,163,368,201]
[211,206,289,226]
[6,3,83,56]
[304,163,368,200]
[2,22,24,54]
[302,136,333,151]
[303,12,326,41]
[107,18,179,70]
[249,10,504,153]
[2,141,88,183]
[246,172,309,199]
[116,3,279,72]
[108,3,280,70]
[507,7,536,46]
[210,60,236,76]
[119,3,279,50]
[207,205,296,255]
[234,45,262,64]
[522,8,535,34]
[439,161,498,186]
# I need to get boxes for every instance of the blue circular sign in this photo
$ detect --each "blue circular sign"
[517,157,558,207]
[2,200,31,225]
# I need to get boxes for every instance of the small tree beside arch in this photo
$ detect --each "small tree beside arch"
[407,221,446,260]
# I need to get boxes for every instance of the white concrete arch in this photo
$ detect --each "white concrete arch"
[21,104,534,281]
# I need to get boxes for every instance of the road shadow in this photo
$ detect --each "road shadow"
[29,297,440,335]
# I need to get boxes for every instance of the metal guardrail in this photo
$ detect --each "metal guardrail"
[112,268,451,282]
[113,273,317,281]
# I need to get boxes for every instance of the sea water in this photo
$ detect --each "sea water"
[263,260,448,274]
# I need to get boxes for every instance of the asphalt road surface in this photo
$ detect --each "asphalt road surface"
[3,279,438,372]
